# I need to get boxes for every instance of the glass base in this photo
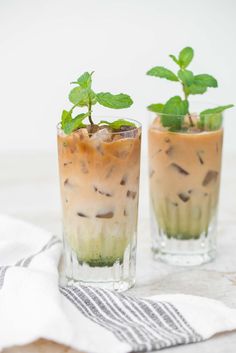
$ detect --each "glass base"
[64,277,135,292]
[59,237,136,292]
[152,247,216,266]
[151,209,218,266]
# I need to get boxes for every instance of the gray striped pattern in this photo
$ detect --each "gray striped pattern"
[0,235,61,289]
[60,285,202,351]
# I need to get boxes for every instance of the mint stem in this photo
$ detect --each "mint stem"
[88,99,94,125]
[187,114,194,127]
[181,83,194,127]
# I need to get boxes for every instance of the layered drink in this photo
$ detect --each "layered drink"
[148,116,223,265]
[146,46,232,265]
[58,121,141,290]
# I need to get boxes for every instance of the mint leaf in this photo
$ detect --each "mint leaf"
[169,54,179,65]
[96,92,133,109]
[199,113,222,131]
[63,112,88,134]
[146,66,178,82]
[161,96,188,129]
[186,83,207,95]
[178,47,194,69]
[178,69,194,86]
[200,105,233,130]
[71,71,93,88]
[69,87,88,105]
[163,96,188,116]
[184,74,217,96]
[61,110,89,134]
[200,104,234,116]
[99,119,136,130]
[147,103,164,113]
[61,110,72,130]
[194,74,218,88]
[69,87,97,107]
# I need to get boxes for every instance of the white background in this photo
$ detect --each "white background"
[0,0,235,153]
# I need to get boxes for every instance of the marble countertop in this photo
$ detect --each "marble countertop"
[1,151,236,353]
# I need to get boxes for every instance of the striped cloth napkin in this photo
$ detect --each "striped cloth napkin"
[1,215,236,353]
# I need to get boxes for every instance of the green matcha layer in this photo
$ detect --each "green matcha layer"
[66,231,130,267]
[78,256,123,268]
[153,196,217,240]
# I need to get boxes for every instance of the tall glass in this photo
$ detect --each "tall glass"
[57,118,141,291]
[148,112,223,266]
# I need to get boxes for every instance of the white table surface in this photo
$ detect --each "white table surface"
[1,151,236,353]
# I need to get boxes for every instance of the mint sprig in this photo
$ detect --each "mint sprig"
[147,47,234,130]
[61,71,133,134]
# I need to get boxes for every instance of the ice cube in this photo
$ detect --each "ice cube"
[77,212,88,218]
[91,128,112,142]
[106,165,115,178]
[94,185,112,197]
[112,134,122,141]
[126,190,137,199]
[90,128,112,154]
[178,192,190,202]
[120,174,128,185]
[119,127,138,139]
[80,160,89,174]
[75,128,89,140]
[96,211,114,219]
[196,151,204,165]
[202,170,218,186]
[112,139,134,159]
[165,145,174,156]
[169,163,189,176]
[63,161,72,167]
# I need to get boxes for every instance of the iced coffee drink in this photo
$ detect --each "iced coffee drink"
[149,116,223,264]
[57,71,141,290]
[146,46,233,265]
[58,120,141,289]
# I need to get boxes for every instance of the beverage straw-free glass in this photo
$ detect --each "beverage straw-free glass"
[148,111,223,266]
[58,118,141,291]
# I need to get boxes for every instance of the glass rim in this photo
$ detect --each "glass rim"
[149,100,228,118]
[150,111,225,118]
[57,116,142,135]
